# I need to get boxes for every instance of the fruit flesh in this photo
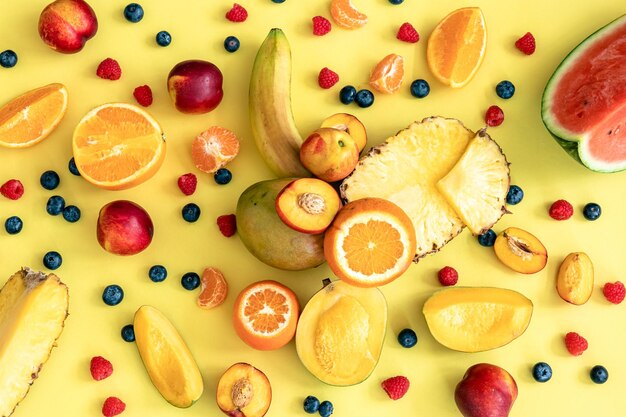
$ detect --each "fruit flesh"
[493,227,547,274]
[557,252,594,305]
[216,363,272,417]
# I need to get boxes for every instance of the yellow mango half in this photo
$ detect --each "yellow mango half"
[423,287,533,352]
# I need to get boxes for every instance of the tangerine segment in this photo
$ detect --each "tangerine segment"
[330,0,367,29]
[191,126,240,174]
[197,267,228,310]
[369,53,404,94]
[0,83,68,148]
[426,7,486,88]
[73,103,166,190]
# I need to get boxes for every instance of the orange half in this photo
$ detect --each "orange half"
[369,53,404,94]
[330,0,367,29]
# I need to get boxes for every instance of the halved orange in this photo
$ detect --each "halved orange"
[197,267,228,310]
[0,83,68,148]
[72,103,166,190]
[191,126,240,174]
[324,197,417,287]
[330,0,367,29]
[426,7,487,88]
[232,280,299,351]
[369,53,404,94]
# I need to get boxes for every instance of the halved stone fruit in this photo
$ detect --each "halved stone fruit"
[556,252,594,305]
[423,287,533,352]
[216,362,272,417]
[321,113,368,152]
[493,227,548,274]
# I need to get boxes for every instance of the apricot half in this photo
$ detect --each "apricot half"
[321,113,367,152]
[493,227,548,274]
[556,252,594,305]
[216,362,272,417]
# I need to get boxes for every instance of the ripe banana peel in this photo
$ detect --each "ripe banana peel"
[249,28,311,178]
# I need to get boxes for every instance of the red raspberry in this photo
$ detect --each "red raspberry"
[381,375,410,400]
[438,266,458,286]
[96,58,122,80]
[177,173,197,196]
[549,199,574,220]
[564,332,588,356]
[1,179,24,200]
[515,32,536,55]
[90,356,113,381]
[396,22,419,43]
[603,281,625,304]
[133,85,153,107]
[217,214,237,237]
[102,396,125,417]
[318,67,339,89]
[226,3,248,22]
[312,16,331,36]
[485,105,504,127]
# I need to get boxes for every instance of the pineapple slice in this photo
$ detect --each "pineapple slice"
[437,129,510,235]
[0,268,69,417]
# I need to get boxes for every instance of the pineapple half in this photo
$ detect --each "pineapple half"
[0,268,69,417]
[340,117,509,260]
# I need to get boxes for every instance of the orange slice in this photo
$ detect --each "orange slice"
[191,126,240,174]
[324,197,417,287]
[72,103,166,190]
[369,53,404,94]
[0,83,68,148]
[197,267,228,310]
[426,7,487,88]
[233,280,299,351]
[330,0,367,29]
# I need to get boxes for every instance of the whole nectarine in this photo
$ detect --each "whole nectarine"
[167,60,224,114]
[97,200,153,255]
[38,0,98,53]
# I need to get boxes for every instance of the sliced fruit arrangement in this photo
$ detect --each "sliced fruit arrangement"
[556,252,594,305]
[493,227,548,274]
[216,362,272,417]
[542,13,626,172]
[320,113,367,153]
[0,268,69,417]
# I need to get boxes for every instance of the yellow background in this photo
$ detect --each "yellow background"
[1,0,626,416]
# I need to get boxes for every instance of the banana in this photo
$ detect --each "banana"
[249,28,311,178]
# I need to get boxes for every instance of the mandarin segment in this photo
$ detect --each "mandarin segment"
[369,54,404,94]
[191,126,240,173]
[330,0,367,29]
[197,267,228,309]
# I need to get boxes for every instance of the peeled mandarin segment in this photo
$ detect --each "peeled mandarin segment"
[191,126,240,173]
[330,0,367,29]
[369,54,404,94]
[197,267,228,309]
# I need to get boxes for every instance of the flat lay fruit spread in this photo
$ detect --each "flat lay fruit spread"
[1,1,626,416]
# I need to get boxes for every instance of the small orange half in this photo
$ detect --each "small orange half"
[330,0,367,29]
[426,7,487,88]
[0,83,68,148]
[369,53,404,94]
[72,103,166,190]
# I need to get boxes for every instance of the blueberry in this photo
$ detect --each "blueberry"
[339,85,357,105]
[271,0,286,2]
[318,400,334,417]
[496,80,515,99]
[121,324,135,342]
[62,205,81,223]
[156,31,172,47]
[583,202,601,221]
[389,0,404,4]
[224,36,240,53]
[43,251,62,270]
[182,203,201,223]
[303,396,320,414]
[181,272,200,290]
[397,328,418,348]
[355,89,374,108]
[477,229,497,247]
[590,365,608,384]
[506,185,524,205]
[46,195,65,215]
[410,79,430,98]
[532,362,552,383]
[149,265,168,282]
[68,157,80,176]
[40,170,60,190]
[214,168,232,185]
[5,216,23,234]
[0,50,18,68]
[124,3,144,22]
[102,284,124,306]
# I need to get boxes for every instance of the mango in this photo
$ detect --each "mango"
[556,252,594,305]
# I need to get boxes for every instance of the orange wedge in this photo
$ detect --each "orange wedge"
[330,0,367,29]
[0,83,68,148]
[72,103,166,190]
[197,267,228,310]
[369,53,404,94]
[191,126,240,174]
[426,7,487,88]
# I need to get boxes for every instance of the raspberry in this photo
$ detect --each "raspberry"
[226,3,248,22]
[485,105,504,127]
[396,22,419,43]
[603,281,625,304]
[217,214,237,237]
[90,356,113,381]
[133,85,153,107]
[381,375,410,400]
[1,179,24,200]
[177,173,197,196]
[318,67,339,89]
[437,266,458,286]
[96,58,122,80]
[515,32,536,55]
[102,396,125,417]
[312,16,331,36]
[549,199,574,220]
[564,332,588,356]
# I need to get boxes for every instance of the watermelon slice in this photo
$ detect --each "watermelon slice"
[542,14,626,173]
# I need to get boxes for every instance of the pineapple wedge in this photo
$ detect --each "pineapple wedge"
[0,268,69,417]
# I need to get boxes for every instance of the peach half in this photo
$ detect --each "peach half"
[216,363,272,417]
[556,252,594,305]
[493,227,547,274]
[320,113,367,152]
